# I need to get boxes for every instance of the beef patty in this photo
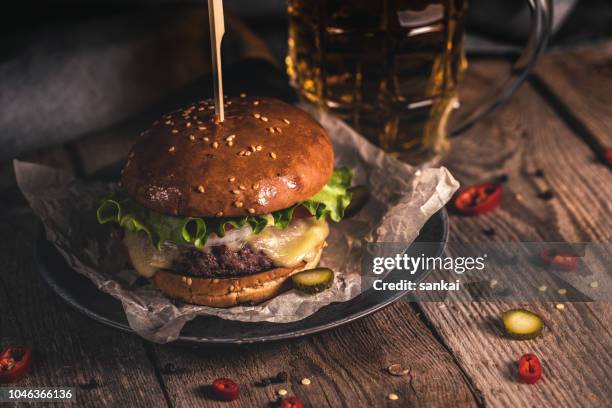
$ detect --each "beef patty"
[173,245,274,278]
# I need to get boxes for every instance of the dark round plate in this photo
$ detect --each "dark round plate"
[36,209,448,344]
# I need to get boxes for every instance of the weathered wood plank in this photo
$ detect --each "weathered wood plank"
[535,41,612,154]
[0,210,169,408]
[154,301,479,407]
[418,59,612,407]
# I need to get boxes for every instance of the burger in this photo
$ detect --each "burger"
[96,96,353,307]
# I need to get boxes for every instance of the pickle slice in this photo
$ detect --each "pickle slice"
[345,186,369,218]
[292,268,335,294]
[502,309,544,340]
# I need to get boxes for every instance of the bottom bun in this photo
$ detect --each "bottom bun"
[152,243,325,307]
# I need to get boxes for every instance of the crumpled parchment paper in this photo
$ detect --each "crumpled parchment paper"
[15,109,459,343]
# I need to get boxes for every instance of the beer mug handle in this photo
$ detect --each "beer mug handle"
[449,0,553,136]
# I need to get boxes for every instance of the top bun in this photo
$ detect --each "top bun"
[121,96,334,217]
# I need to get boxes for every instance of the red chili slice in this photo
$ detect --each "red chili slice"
[0,346,33,383]
[280,396,304,408]
[604,148,612,166]
[211,378,239,401]
[540,249,578,271]
[518,353,542,384]
[453,182,502,215]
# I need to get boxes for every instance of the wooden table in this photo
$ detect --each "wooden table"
[1,41,610,407]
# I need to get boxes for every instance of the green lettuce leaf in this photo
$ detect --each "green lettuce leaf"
[97,168,353,249]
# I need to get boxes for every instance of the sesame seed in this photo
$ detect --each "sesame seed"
[239,185,246,190]
[245,151,253,156]
[256,145,263,151]
[240,93,247,98]
[189,134,196,141]
[187,278,193,286]
[192,115,197,120]
[248,208,255,214]
[198,107,205,111]
[232,190,241,195]
[252,183,260,189]
[216,211,224,217]
[301,378,311,386]
[168,146,176,152]
[489,280,498,288]
[249,145,256,152]
[197,185,205,193]
[203,137,210,142]
[283,118,290,124]
[229,285,235,291]
[186,122,191,127]
[268,127,275,133]
[277,389,287,397]
[238,150,246,156]
[275,127,283,133]
[181,276,187,282]
[198,126,207,130]
[227,101,232,105]
[253,113,261,119]
[235,201,244,208]
[227,140,234,146]
[208,106,214,110]
[165,120,172,125]
[228,176,236,182]
[538,285,547,292]
[253,101,259,105]
[226,135,236,141]
[558,288,567,295]
[261,116,269,122]
[171,129,179,134]
[212,142,219,149]
[590,281,599,288]
[270,152,277,159]
[556,303,565,310]
[388,393,399,401]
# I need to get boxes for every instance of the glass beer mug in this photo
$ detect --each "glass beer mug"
[286,0,551,165]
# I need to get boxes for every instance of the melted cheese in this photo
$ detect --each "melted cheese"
[123,230,179,277]
[123,217,329,277]
[247,218,329,268]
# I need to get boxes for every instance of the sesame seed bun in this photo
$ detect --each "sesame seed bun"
[121,96,334,217]
[151,242,324,307]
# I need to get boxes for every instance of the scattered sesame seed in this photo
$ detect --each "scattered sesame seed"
[198,126,207,130]
[239,185,246,190]
[490,279,498,288]
[253,113,261,119]
[189,134,196,141]
[171,129,179,134]
[301,378,311,385]
[245,151,252,156]
[168,146,176,152]
[247,208,255,214]
[556,303,565,310]
[203,137,210,142]
[165,120,172,125]
[558,288,567,295]
[275,127,283,133]
[590,281,599,288]
[198,107,205,111]
[212,142,219,149]
[208,106,215,110]
[227,140,234,146]
[235,201,244,208]
[249,145,257,152]
[227,101,232,105]
[232,190,241,195]
[388,393,399,401]
[228,176,236,182]
[216,211,224,217]
[226,135,236,141]
[252,183,260,189]
[283,118,290,124]
[277,389,287,397]
[181,276,187,282]
[515,192,524,201]
[187,278,193,286]
[538,285,547,292]
[186,122,191,127]
[253,101,259,105]
[270,152,277,159]
[240,93,247,98]
[261,116,269,122]
[268,127,276,134]
[197,185,205,193]
[255,145,263,151]
[238,150,246,156]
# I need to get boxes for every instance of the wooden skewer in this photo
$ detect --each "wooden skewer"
[208,0,225,122]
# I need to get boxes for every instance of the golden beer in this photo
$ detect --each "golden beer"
[286,0,467,165]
